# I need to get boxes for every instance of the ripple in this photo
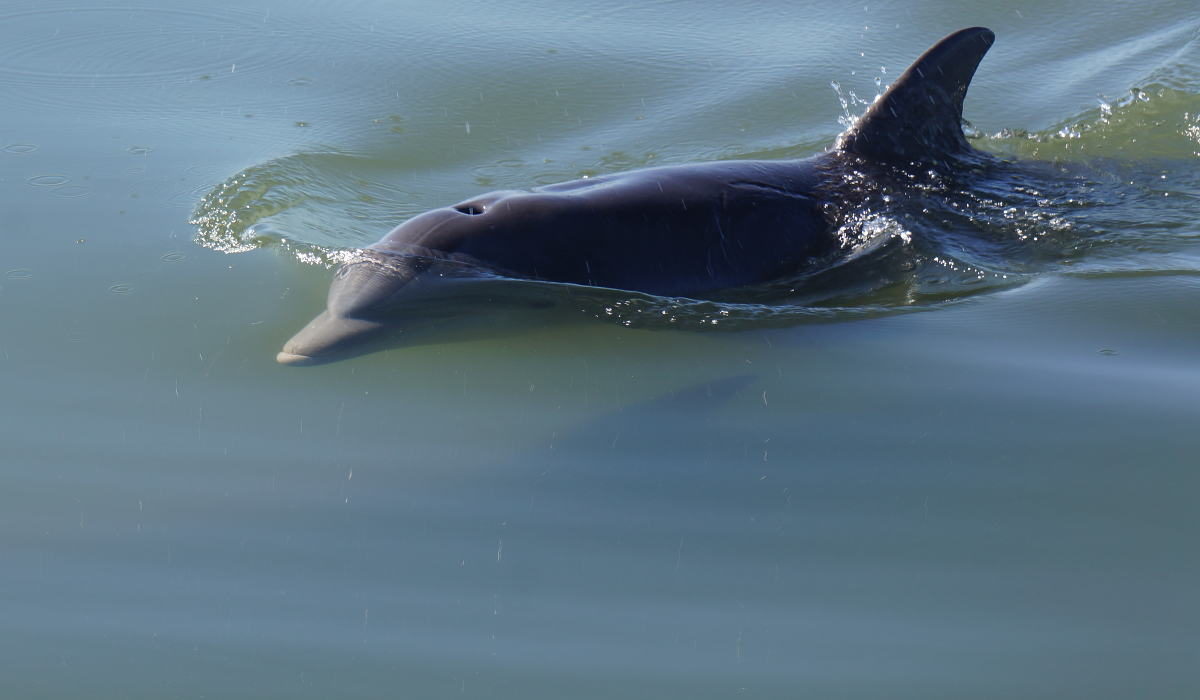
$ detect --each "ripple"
[108,283,133,295]
[192,151,422,255]
[0,8,265,86]
[0,6,338,114]
[27,175,68,186]
[3,144,37,154]
[170,179,224,209]
[562,285,931,331]
[6,269,33,280]
[160,251,186,263]
[52,185,90,198]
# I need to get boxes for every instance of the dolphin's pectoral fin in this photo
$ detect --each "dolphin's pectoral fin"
[837,27,994,166]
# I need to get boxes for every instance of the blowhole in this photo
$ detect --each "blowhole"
[455,204,485,215]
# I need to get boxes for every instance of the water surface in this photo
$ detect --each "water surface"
[2,1,1198,698]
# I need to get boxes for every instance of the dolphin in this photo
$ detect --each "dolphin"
[278,27,996,365]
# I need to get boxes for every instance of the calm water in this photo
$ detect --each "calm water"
[2,1,1198,698]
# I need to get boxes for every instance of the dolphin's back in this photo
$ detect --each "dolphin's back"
[380,159,834,297]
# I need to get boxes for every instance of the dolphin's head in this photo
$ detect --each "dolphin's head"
[276,313,388,366]
[277,244,561,366]
[276,252,425,366]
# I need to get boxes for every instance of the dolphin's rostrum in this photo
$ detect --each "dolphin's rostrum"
[278,27,996,365]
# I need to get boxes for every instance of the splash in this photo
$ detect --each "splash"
[191,151,414,258]
[979,85,1200,161]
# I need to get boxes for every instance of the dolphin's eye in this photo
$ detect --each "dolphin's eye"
[454,203,485,215]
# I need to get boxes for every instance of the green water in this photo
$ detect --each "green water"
[2,1,1198,698]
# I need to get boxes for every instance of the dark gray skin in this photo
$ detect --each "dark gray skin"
[278,27,996,365]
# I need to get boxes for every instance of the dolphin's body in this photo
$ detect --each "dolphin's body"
[278,27,997,365]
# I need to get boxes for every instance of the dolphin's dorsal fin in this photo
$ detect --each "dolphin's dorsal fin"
[837,27,995,165]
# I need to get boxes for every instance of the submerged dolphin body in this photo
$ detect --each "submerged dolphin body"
[278,27,996,365]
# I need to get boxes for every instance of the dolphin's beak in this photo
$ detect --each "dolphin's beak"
[276,351,319,366]
[276,311,387,366]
